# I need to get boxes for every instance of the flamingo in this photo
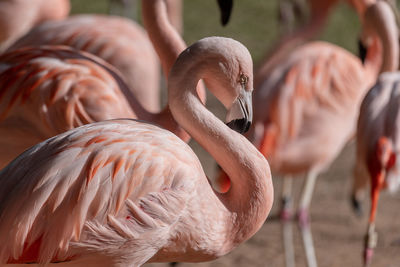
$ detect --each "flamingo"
[0,36,274,266]
[0,0,70,52]
[245,1,398,267]
[0,0,221,169]
[352,72,400,266]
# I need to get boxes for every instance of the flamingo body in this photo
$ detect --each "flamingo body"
[0,119,222,265]
[10,15,160,112]
[255,41,371,174]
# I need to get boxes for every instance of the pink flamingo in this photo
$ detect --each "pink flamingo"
[0,36,273,266]
[353,72,400,266]
[248,1,398,267]
[0,0,70,52]
[0,0,213,169]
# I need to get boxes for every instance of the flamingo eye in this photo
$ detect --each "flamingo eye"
[239,73,248,86]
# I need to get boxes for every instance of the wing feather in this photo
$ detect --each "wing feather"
[0,119,199,263]
[256,42,365,149]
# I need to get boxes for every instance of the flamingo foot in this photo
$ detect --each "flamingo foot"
[363,224,378,267]
[280,197,293,222]
[363,248,374,267]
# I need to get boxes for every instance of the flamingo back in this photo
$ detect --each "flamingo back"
[0,119,201,265]
[10,15,160,112]
[0,46,134,168]
[255,42,369,173]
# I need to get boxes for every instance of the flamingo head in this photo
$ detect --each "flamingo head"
[168,37,254,134]
[198,37,254,134]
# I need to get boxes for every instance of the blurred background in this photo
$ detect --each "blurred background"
[66,1,399,266]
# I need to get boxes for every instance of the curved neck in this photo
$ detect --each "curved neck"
[141,0,206,142]
[36,0,70,24]
[165,0,183,35]
[364,2,399,75]
[169,65,273,247]
[142,0,186,79]
[376,23,399,73]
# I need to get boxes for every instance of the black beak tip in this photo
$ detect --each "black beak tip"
[217,0,233,26]
[226,119,251,134]
[358,39,367,64]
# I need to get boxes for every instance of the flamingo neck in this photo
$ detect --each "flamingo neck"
[140,0,204,141]
[142,0,186,79]
[364,2,399,76]
[168,66,273,248]
[35,0,70,24]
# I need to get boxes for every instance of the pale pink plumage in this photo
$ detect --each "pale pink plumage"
[9,15,161,112]
[0,0,70,52]
[0,36,273,266]
[255,42,373,173]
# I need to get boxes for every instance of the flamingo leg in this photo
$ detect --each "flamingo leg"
[364,177,383,267]
[298,170,318,267]
[281,176,295,267]
[364,222,378,267]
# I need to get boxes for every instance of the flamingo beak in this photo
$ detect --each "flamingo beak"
[217,0,233,26]
[358,38,368,64]
[226,89,253,134]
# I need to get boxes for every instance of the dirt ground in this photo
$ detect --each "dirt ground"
[148,93,400,267]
